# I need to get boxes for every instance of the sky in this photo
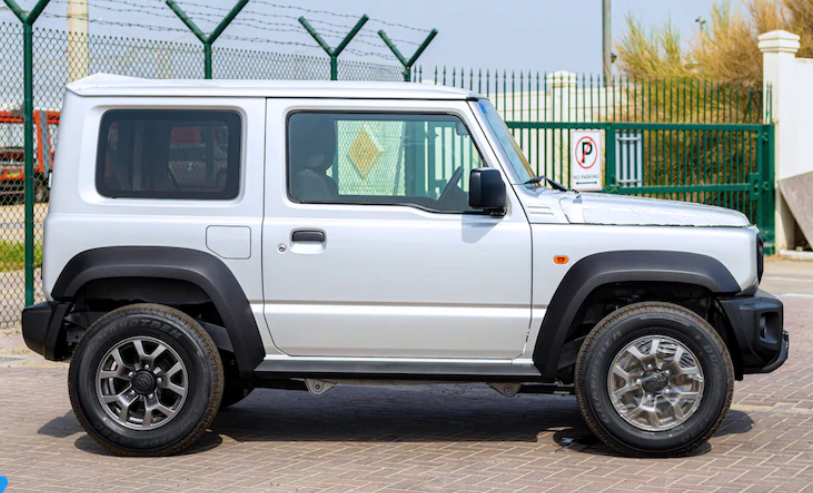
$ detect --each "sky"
[1,0,747,75]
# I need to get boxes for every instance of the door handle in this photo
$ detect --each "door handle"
[291,230,325,243]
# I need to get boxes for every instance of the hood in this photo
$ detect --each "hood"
[558,192,751,227]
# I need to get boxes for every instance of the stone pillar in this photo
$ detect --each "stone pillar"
[67,0,90,83]
[545,71,577,122]
[759,30,800,251]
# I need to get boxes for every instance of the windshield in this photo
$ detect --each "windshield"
[476,99,536,184]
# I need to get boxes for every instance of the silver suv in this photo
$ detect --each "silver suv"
[22,74,787,457]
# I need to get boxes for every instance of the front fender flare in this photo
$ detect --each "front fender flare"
[533,250,741,381]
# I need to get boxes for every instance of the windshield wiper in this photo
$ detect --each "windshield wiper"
[523,175,568,192]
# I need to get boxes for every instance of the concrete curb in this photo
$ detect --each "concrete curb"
[779,250,813,262]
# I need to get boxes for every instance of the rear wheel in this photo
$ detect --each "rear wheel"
[69,304,223,456]
[575,302,734,457]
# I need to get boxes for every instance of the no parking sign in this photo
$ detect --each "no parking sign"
[571,130,603,191]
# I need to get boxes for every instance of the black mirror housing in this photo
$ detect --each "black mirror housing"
[469,168,506,214]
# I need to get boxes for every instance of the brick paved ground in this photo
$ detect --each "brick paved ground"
[0,262,812,492]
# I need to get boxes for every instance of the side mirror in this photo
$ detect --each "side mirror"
[469,168,506,215]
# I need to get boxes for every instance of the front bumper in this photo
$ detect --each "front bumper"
[718,289,788,375]
[21,301,70,361]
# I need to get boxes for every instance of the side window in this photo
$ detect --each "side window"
[96,109,241,200]
[288,112,485,213]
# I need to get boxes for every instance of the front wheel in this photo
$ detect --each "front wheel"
[68,304,224,456]
[575,302,734,457]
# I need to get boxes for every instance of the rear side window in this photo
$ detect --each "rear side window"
[96,109,241,200]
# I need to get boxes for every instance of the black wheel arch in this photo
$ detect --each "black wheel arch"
[533,250,742,381]
[52,246,264,378]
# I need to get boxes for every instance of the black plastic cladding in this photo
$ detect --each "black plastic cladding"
[51,246,264,377]
[533,251,741,381]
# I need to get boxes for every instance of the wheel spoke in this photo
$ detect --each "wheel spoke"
[681,366,704,383]
[148,344,167,363]
[117,392,137,422]
[163,382,187,398]
[645,407,662,429]
[649,338,661,357]
[100,368,131,381]
[166,362,183,378]
[133,340,148,362]
[156,403,176,418]
[102,390,129,404]
[612,366,631,381]
[612,382,640,400]
[668,397,685,421]
[672,345,685,366]
[627,403,645,420]
[110,348,132,372]
[626,345,647,364]
[675,391,701,401]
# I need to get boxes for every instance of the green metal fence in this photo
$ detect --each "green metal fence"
[423,67,776,251]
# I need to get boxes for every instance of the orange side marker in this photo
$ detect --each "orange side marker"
[554,255,569,265]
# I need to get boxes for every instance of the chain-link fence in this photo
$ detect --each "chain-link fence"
[0,21,404,326]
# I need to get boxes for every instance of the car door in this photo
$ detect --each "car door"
[262,98,532,359]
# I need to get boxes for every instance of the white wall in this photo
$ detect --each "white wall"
[760,30,813,250]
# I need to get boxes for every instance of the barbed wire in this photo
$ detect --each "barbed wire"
[3,0,429,59]
[33,11,394,59]
[80,0,427,38]
[40,11,190,34]
[50,0,420,48]
[183,0,430,33]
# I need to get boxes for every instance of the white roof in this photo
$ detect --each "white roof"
[67,74,480,100]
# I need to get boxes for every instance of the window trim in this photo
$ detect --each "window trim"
[95,109,243,200]
[285,110,492,215]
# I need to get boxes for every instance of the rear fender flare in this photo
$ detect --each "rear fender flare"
[52,246,264,377]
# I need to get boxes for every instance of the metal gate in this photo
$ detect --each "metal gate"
[506,121,776,252]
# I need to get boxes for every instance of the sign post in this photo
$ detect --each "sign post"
[571,129,603,191]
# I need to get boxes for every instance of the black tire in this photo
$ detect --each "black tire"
[575,302,734,457]
[68,303,224,456]
[219,384,254,410]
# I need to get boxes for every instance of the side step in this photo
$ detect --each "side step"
[254,359,543,382]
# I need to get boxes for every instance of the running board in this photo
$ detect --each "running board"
[253,360,543,382]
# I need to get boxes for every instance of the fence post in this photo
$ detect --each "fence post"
[1,0,51,307]
[604,124,617,192]
[299,15,369,80]
[166,0,249,79]
[378,29,438,82]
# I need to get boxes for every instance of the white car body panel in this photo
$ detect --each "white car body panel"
[559,192,751,227]
[530,224,758,308]
[42,93,267,313]
[261,98,532,359]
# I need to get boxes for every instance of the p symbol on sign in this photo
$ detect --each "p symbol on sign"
[580,140,594,164]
